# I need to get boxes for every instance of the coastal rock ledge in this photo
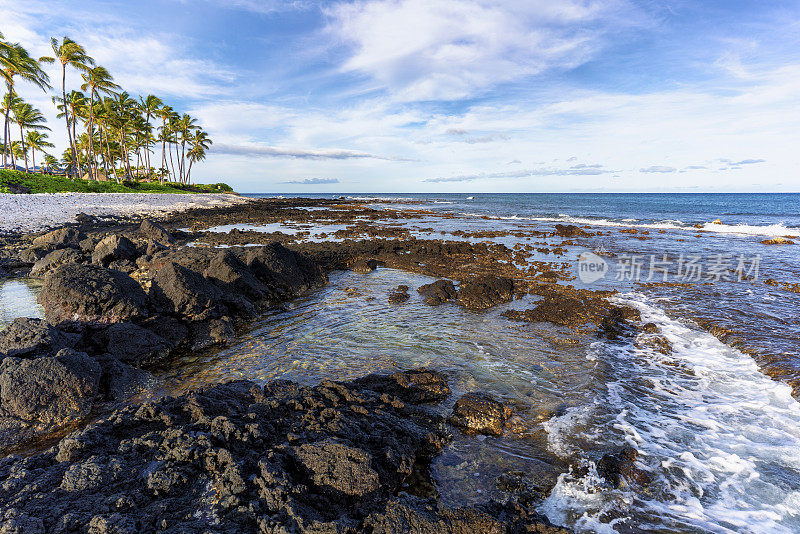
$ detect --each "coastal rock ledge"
[0,370,570,534]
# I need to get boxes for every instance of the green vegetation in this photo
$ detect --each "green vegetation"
[1,33,213,185]
[0,169,233,194]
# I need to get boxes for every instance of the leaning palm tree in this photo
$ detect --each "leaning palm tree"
[138,95,162,178]
[43,153,59,174]
[41,37,94,178]
[155,104,173,183]
[12,101,50,172]
[0,42,51,167]
[25,130,54,172]
[80,66,119,180]
[186,129,212,184]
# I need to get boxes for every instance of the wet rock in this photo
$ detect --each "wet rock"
[363,494,571,534]
[0,318,78,359]
[456,276,514,310]
[92,234,137,266]
[139,219,175,245]
[38,264,148,326]
[32,227,86,249]
[597,446,650,487]
[417,279,457,305]
[352,368,451,403]
[149,262,225,320]
[642,322,659,333]
[103,322,172,367]
[204,249,269,301]
[145,239,167,256]
[30,248,86,277]
[761,237,794,245]
[0,349,100,445]
[597,306,640,340]
[553,224,588,238]
[245,243,328,296]
[351,258,382,273]
[448,393,511,436]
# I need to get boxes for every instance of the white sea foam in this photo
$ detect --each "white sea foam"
[540,293,800,533]
[454,211,800,238]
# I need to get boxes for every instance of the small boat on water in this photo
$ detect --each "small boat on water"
[466,196,474,199]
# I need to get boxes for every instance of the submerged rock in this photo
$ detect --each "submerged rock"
[457,276,514,310]
[448,392,512,436]
[597,446,651,488]
[0,318,78,359]
[553,224,588,238]
[38,264,148,326]
[351,258,383,273]
[417,279,457,305]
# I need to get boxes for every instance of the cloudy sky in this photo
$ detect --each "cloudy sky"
[3,0,799,192]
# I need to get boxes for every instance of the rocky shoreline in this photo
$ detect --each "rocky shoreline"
[0,198,669,531]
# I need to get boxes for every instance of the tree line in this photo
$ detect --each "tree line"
[0,33,212,184]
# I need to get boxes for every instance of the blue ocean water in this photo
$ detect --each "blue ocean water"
[244,192,800,233]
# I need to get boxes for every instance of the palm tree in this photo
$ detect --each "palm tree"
[53,90,87,176]
[43,153,59,174]
[80,66,118,180]
[41,37,94,178]
[12,101,50,172]
[0,42,51,167]
[138,95,162,178]
[25,131,54,172]
[186,129,212,183]
[156,104,173,183]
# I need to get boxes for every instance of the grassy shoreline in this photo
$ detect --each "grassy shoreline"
[0,169,233,195]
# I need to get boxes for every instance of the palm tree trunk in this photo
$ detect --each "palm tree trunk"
[62,66,78,179]
[19,124,28,172]
[2,95,10,168]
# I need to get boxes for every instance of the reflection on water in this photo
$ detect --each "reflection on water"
[0,279,43,328]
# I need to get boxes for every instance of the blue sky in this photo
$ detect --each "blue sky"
[3,0,800,192]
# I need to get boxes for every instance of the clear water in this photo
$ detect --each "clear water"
[0,279,43,328]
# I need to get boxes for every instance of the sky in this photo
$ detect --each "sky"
[2,0,799,193]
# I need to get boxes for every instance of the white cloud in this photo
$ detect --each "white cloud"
[640,166,677,173]
[214,142,394,160]
[325,0,639,101]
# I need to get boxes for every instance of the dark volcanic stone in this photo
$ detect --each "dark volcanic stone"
[352,368,451,404]
[597,306,640,340]
[149,262,225,320]
[417,279,457,305]
[91,234,137,266]
[597,446,650,487]
[0,348,99,428]
[448,392,511,436]
[245,243,328,296]
[204,249,270,301]
[138,315,188,349]
[38,264,148,326]
[32,227,86,249]
[97,356,155,401]
[553,224,588,238]
[388,291,410,304]
[187,317,235,350]
[456,276,514,310]
[0,318,78,359]
[0,374,453,531]
[19,245,57,264]
[139,219,175,245]
[30,248,86,277]
[103,322,172,367]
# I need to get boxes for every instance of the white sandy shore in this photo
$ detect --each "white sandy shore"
[0,193,251,234]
